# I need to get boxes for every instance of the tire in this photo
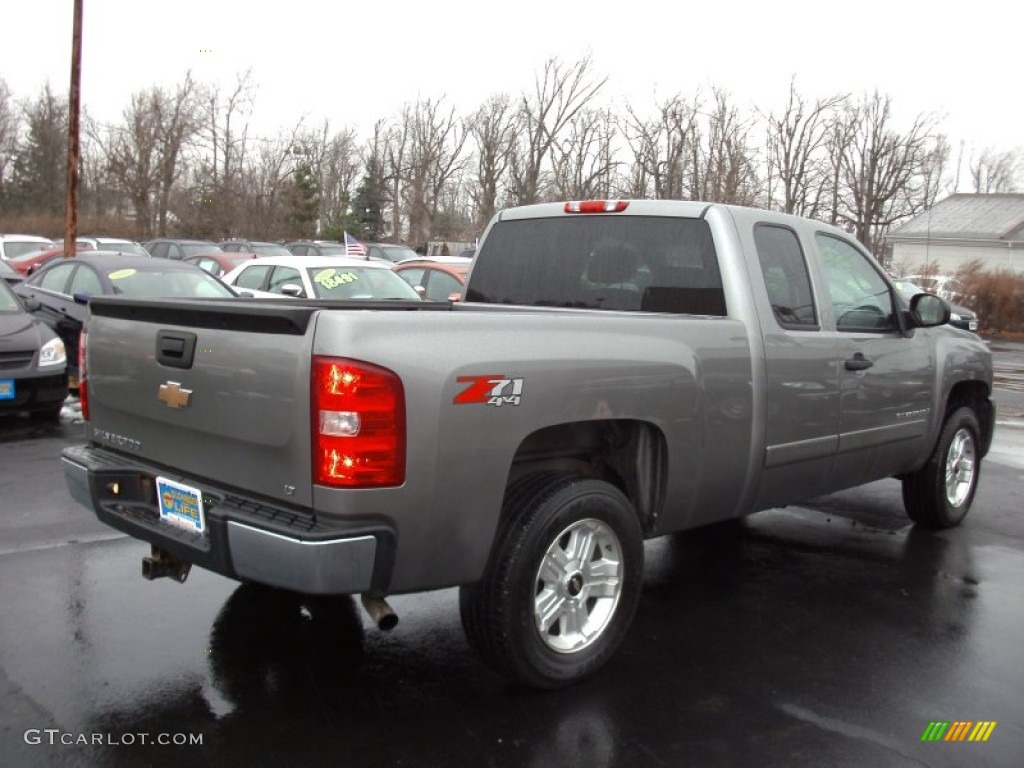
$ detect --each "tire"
[459,474,644,689]
[902,406,981,529]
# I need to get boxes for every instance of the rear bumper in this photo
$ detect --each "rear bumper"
[62,444,392,595]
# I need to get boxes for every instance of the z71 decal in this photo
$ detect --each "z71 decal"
[454,375,524,407]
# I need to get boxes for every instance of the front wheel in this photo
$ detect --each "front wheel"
[902,406,982,528]
[460,475,644,689]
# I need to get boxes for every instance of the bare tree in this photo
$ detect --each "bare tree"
[154,72,203,236]
[104,90,162,236]
[622,92,701,199]
[689,88,760,205]
[832,92,938,255]
[969,147,1023,193]
[199,70,255,236]
[381,117,411,239]
[763,78,846,217]
[509,56,607,205]
[468,94,517,229]
[550,107,619,200]
[401,97,469,245]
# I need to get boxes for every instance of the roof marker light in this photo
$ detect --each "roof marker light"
[564,200,629,214]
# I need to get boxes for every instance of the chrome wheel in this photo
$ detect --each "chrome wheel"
[944,427,976,507]
[534,517,623,654]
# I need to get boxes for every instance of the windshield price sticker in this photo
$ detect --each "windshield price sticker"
[108,268,137,280]
[454,375,524,407]
[156,476,206,534]
[314,268,359,291]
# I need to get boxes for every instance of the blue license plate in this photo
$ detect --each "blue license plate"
[156,476,206,534]
[0,379,14,400]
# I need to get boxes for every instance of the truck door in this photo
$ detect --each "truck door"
[816,234,934,489]
[751,224,840,509]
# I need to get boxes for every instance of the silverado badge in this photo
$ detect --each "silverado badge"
[158,381,193,409]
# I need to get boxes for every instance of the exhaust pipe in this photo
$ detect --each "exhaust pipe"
[360,593,398,631]
[142,545,192,583]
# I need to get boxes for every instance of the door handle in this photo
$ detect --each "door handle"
[845,353,873,371]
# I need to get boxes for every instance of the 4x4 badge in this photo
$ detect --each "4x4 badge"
[158,381,193,409]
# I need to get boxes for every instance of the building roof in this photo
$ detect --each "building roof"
[887,193,1024,242]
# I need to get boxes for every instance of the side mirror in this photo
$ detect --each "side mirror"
[72,292,92,306]
[448,292,463,303]
[279,283,305,297]
[21,297,42,312]
[235,290,255,298]
[907,293,950,328]
[413,285,426,297]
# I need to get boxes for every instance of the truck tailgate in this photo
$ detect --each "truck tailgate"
[84,298,317,508]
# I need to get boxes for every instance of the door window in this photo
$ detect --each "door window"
[37,263,76,293]
[68,265,103,296]
[233,264,272,290]
[424,270,462,301]
[816,234,897,332]
[268,266,303,295]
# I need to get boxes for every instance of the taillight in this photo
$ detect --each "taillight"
[78,328,89,421]
[564,200,629,214]
[312,357,405,488]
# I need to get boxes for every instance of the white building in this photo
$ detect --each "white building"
[885,193,1024,275]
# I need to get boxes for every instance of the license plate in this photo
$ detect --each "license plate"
[0,379,13,400]
[156,476,206,534]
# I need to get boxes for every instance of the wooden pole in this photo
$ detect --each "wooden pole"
[64,0,83,257]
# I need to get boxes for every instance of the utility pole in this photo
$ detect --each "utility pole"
[64,0,83,257]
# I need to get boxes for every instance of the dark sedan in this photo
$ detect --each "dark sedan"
[0,279,68,420]
[14,252,236,378]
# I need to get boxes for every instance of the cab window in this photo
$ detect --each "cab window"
[754,224,817,328]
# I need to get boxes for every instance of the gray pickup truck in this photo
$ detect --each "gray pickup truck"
[62,200,994,688]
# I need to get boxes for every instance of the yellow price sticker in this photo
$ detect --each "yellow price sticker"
[314,269,359,291]
[108,269,137,280]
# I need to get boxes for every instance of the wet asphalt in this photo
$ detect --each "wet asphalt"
[1,345,1023,767]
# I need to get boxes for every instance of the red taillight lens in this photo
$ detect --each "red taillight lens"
[78,328,89,421]
[564,200,629,214]
[312,357,405,488]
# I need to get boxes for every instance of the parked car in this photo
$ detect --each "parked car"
[55,237,149,257]
[184,252,259,278]
[904,274,966,303]
[0,258,25,285]
[221,255,422,300]
[0,278,67,420]
[364,242,420,264]
[144,239,222,260]
[14,252,236,377]
[393,257,471,301]
[283,241,349,257]
[0,234,56,261]
[7,246,94,276]
[219,240,292,257]
[893,279,979,332]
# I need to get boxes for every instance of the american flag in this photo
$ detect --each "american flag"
[344,232,367,258]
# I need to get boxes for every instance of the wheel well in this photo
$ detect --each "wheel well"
[945,380,994,456]
[503,420,666,535]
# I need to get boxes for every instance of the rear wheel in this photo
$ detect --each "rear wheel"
[902,406,981,528]
[459,475,643,689]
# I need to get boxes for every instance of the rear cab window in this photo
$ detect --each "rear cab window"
[753,224,818,329]
[466,216,726,315]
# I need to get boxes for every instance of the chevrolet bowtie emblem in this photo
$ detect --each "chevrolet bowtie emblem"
[158,381,193,409]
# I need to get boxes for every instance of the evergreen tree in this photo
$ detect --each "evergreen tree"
[12,83,67,216]
[350,151,388,240]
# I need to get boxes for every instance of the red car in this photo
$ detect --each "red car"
[184,252,259,278]
[7,245,95,276]
[393,257,471,301]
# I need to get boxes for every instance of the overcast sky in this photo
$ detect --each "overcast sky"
[4,0,1022,159]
